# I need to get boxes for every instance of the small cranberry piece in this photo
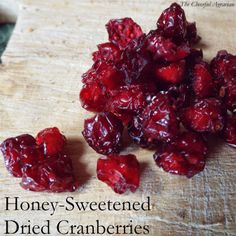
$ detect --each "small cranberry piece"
[0,134,37,177]
[80,80,108,112]
[186,22,200,45]
[224,114,236,147]
[97,154,140,194]
[141,93,179,143]
[224,80,236,113]
[107,85,147,125]
[154,132,207,178]
[82,112,123,154]
[155,60,185,84]
[106,18,143,49]
[181,98,225,133]
[192,62,214,98]
[145,31,190,62]
[21,154,79,192]
[36,127,66,156]
[92,42,122,64]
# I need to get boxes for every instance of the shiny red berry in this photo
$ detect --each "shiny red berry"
[97,154,140,194]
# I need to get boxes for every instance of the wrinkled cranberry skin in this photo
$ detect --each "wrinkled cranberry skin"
[82,112,123,155]
[21,154,79,192]
[97,154,140,194]
[107,85,147,125]
[0,134,37,177]
[106,18,143,49]
[224,114,236,147]
[154,132,207,178]
[144,31,190,62]
[192,62,214,98]
[141,93,179,143]
[223,80,236,112]
[155,60,185,84]
[92,42,122,63]
[36,127,66,156]
[181,98,225,133]
[156,3,199,45]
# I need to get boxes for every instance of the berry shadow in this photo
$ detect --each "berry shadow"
[66,138,91,187]
[139,161,149,178]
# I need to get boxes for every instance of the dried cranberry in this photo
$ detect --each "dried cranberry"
[155,60,185,84]
[223,80,236,112]
[224,114,236,147]
[97,154,140,194]
[82,112,123,154]
[154,132,207,178]
[145,31,190,62]
[141,93,179,143]
[0,134,37,177]
[192,62,214,98]
[21,153,79,192]
[107,85,147,125]
[36,127,66,156]
[80,80,108,112]
[106,18,143,49]
[181,98,225,133]
[156,3,199,45]
[92,42,122,64]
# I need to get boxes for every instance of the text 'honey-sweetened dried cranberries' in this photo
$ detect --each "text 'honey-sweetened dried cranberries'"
[80,2,236,194]
[0,127,79,192]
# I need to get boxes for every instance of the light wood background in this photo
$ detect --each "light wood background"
[0,1,235,235]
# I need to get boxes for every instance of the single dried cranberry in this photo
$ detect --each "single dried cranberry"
[107,85,147,125]
[181,98,225,133]
[21,153,79,192]
[155,60,185,84]
[223,114,236,147]
[154,131,207,178]
[210,50,233,80]
[80,80,108,112]
[106,18,143,49]
[141,93,179,143]
[97,154,140,194]
[156,3,199,45]
[223,80,236,112]
[0,134,37,177]
[118,34,151,84]
[82,112,123,154]
[144,31,190,62]
[157,3,187,43]
[36,127,66,156]
[92,42,122,64]
[192,62,214,98]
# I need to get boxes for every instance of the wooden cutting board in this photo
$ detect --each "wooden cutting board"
[0,1,235,235]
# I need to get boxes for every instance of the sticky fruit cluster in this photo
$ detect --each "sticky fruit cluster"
[80,3,236,193]
[0,127,79,192]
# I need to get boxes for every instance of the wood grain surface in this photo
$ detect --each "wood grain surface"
[0,0,236,235]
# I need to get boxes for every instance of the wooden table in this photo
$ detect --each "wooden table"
[0,1,235,235]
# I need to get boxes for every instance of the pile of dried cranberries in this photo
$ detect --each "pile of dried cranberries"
[1,3,235,194]
[80,3,236,193]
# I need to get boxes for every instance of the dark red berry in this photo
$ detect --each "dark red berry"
[21,153,79,192]
[192,62,214,98]
[141,93,179,143]
[0,134,37,177]
[107,85,147,125]
[155,60,185,84]
[92,42,122,64]
[106,18,143,49]
[97,154,140,194]
[224,114,236,147]
[145,31,190,62]
[36,127,66,156]
[181,98,225,133]
[82,112,123,155]
[154,132,207,178]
